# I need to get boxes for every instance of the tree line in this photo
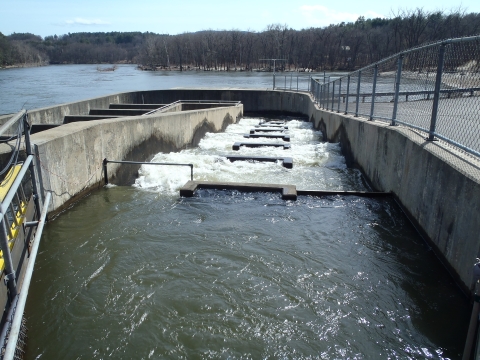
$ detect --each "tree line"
[1,8,479,71]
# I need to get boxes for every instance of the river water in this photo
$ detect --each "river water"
[0,64,322,115]
[0,65,470,359]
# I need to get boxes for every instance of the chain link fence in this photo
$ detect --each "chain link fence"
[273,74,316,92]
[310,35,480,158]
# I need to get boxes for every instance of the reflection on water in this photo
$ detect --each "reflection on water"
[24,117,469,359]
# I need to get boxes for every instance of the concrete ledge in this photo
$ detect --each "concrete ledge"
[179,180,297,200]
[232,142,291,150]
[297,190,392,197]
[244,133,290,141]
[255,125,288,129]
[250,128,286,134]
[261,121,285,125]
[64,115,120,123]
[109,104,166,109]
[222,155,293,168]
[89,109,151,116]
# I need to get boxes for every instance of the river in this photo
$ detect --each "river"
[0,64,324,115]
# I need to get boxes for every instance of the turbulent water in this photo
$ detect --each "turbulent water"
[134,119,365,193]
[24,118,469,359]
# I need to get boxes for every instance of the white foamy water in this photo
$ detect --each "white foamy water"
[134,118,364,194]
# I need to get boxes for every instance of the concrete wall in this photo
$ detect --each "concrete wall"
[7,88,480,292]
[22,89,309,125]
[307,102,480,294]
[32,105,243,215]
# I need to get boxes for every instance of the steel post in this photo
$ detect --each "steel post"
[428,43,446,141]
[345,75,351,114]
[327,82,331,110]
[331,81,336,110]
[317,83,321,105]
[392,54,404,126]
[355,71,362,117]
[103,158,109,184]
[273,74,275,89]
[23,113,42,211]
[337,78,342,113]
[369,65,378,121]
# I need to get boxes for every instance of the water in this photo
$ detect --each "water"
[24,117,469,359]
[134,119,364,192]
[0,64,321,115]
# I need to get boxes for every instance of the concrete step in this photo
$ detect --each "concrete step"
[244,133,290,141]
[180,180,297,200]
[221,155,293,168]
[89,109,150,116]
[255,124,288,129]
[109,104,166,109]
[249,128,287,134]
[232,142,291,150]
[63,115,120,123]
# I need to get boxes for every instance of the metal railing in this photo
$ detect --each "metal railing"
[310,35,480,158]
[143,100,242,116]
[0,110,51,360]
[273,74,313,92]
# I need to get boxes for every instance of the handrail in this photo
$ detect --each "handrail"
[0,156,33,219]
[103,159,194,183]
[0,110,26,138]
[143,100,242,116]
[3,192,51,360]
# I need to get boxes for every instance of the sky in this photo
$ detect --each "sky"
[0,0,479,38]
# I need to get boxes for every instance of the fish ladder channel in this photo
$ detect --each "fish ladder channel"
[24,117,469,359]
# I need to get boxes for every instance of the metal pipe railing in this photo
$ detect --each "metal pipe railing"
[0,110,26,138]
[3,191,51,360]
[143,100,242,116]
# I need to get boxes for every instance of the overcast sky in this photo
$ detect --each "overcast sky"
[1,0,479,38]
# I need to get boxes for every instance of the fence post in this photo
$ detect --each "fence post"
[326,82,330,110]
[337,78,342,113]
[428,43,447,141]
[369,64,378,121]
[392,54,404,126]
[103,158,109,184]
[317,82,323,107]
[273,73,276,90]
[284,75,286,90]
[345,75,351,114]
[331,80,336,110]
[297,76,299,91]
[355,71,362,117]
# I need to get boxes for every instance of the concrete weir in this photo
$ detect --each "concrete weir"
[3,88,480,293]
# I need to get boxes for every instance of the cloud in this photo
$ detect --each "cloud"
[64,18,110,26]
[300,5,385,27]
